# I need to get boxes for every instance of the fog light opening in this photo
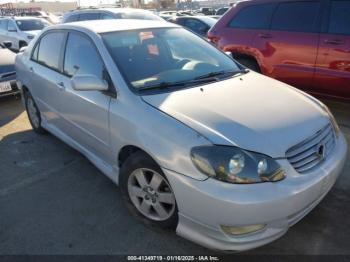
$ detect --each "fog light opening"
[220,224,266,236]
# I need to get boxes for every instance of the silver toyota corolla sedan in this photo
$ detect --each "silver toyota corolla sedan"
[15,20,347,251]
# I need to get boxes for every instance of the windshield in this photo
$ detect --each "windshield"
[116,11,162,21]
[102,28,241,92]
[16,19,49,31]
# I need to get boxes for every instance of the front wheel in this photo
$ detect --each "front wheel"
[120,151,178,230]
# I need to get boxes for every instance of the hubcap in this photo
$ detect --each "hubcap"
[27,97,40,128]
[127,168,176,221]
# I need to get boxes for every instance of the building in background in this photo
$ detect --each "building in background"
[3,1,77,14]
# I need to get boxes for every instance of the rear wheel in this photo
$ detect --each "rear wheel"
[120,151,178,230]
[236,57,261,73]
[24,91,46,134]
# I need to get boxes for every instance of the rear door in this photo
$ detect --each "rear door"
[28,31,66,128]
[264,0,322,91]
[313,0,350,100]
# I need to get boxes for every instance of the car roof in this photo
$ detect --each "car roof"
[68,8,154,14]
[50,19,179,34]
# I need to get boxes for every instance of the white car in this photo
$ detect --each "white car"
[15,20,347,251]
[0,17,50,51]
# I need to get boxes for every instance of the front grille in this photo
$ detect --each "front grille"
[286,123,336,173]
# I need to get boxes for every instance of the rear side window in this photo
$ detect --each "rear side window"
[65,14,79,23]
[36,32,65,70]
[63,33,104,78]
[78,13,100,21]
[0,19,8,31]
[228,3,276,29]
[328,0,350,35]
[271,1,321,32]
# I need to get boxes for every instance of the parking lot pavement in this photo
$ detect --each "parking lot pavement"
[0,96,349,255]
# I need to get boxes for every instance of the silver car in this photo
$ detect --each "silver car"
[0,17,50,51]
[15,20,347,251]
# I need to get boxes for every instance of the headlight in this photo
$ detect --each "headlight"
[191,146,285,184]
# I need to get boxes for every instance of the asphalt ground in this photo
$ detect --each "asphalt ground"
[0,95,349,255]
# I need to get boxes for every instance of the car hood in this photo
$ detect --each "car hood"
[141,72,330,158]
[0,49,15,75]
[23,30,41,35]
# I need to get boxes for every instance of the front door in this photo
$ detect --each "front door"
[313,0,350,101]
[58,31,112,163]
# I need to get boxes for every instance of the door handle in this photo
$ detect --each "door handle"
[29,67,34,72]
[324,39,344,45]
[258,33,272,39]
[57,82,65,91]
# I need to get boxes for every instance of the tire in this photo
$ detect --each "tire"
[119,151,178,230]
[236,57,261,73]
[24,91,46,134]
[19,41,27,50]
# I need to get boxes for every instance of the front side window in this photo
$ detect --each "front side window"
[65,14,79,23]
[101,13,115,20]
[271,1,321,32]
[63,33,104,78]
[15,19,49,31]
[328,0,350,35]
[78,13,100,21]
[36,32,65,70]
[102,28,241,92]
[228,3,276,29]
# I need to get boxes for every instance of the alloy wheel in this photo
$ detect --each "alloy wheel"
[127,168,176,221]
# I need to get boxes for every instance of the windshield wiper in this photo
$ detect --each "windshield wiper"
[194,69,249,80]
[138,77,218,91]
[138,81,187,91]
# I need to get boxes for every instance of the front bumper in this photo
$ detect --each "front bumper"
[164,133,347,251]
[0,78,20,98]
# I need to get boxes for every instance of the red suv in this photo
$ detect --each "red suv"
[208,0,350,102]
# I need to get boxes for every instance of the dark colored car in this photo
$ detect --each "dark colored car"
[208,0,350,102]
[0,42,19,97]
[168,16,217,37]
[216,7,229,15]
[199,7,216,15]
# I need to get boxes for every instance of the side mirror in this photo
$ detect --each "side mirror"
[71,74,109,91]
[2,41,12,49]
[19,46,27,53]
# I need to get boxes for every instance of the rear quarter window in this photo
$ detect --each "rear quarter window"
[228,3,276,29]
